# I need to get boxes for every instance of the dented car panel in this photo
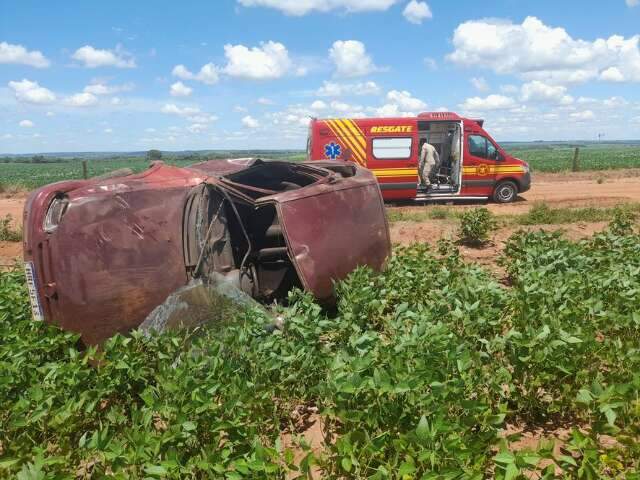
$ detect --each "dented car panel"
[23,159,390,344]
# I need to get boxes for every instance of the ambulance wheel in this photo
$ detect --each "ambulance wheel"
[493,181,517,203]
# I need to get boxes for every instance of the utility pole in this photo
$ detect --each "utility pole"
[597,133,605,143]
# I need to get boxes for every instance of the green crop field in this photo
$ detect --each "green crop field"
[506,144,640,173]
[1,144,639,190]
[1,218,640,478]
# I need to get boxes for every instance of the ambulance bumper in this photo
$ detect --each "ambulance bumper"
[519,171,531,193]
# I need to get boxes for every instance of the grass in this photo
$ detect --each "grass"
[388,203,640,230]
[0,215,22,242]
[515,202,640,225]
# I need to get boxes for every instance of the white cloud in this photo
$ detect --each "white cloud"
[161,103,201,117]
[386,90,426,110]
[187,123,207,133]
[172,63,219,84]
[257,97,274,105]
[460,94,517,111]
[316,80,380,96]
[65,92,99,107]
[627,0,639,6]
[570,110,595,121]
[600,66,625,82]
[329,40,379,77]
[46,111,55,117]
[470,76,489,92]
[83,82,133,95]
[104,128,113,133]
[402,1,432,24]
[242,115,260,128]
[0,42,50,68]
[145,128,156,133]
[311,100,327,110]
[237,0,399,16]
[372,90,426,117]
[520,81,573,105]
[19,120,34,128]
[448,16,640,84]
[170,81,193,97]
[8,79,56,104]
[223,41,293,80]
[72,45,135,68]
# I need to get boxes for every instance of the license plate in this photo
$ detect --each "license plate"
[24,262,44,321]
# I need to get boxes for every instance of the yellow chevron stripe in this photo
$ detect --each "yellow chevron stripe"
[339,119,366,150]
[326,119,365,165]
[337,119,367,162]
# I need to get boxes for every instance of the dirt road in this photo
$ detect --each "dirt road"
[1,170,639,266]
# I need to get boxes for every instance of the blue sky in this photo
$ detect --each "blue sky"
[1,0,640,153]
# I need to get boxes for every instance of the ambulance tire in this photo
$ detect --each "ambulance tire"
[493,181,518,203]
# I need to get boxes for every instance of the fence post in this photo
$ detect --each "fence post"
[82,160,88,179]
[572,147,580,172]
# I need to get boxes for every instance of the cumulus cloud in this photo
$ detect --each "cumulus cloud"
[65,92,99,107]
[520,81,573,105]
[170,81,193,97]
[460,94,517,111]
[311,100,328,110]
[72,45,135,68]
[187,123,207,133]
[162,103,201,117]
[329,40,379,77]
[570,110,595,121]
[627,0,639,6]
[373,90,426,117]
[237,0,399,16]
[257,97,274,105]
[223,41,293,80]
[83,82,133,95]
[402,0,432,24]
[448,16,640,84]
[316,80,380,96]
[470,76,489,92]
[8,79,56,104]
[19,120,34,128]
[172,63,219,84]
[242,115,260,128]
[0,42,50,68]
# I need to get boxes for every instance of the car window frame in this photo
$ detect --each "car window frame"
[371,136,413,160]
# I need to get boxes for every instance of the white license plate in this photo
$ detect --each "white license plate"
[24,262,44,322]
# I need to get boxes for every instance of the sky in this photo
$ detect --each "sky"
[1,0,640,154]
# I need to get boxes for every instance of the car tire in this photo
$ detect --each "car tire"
[493,180,518,203]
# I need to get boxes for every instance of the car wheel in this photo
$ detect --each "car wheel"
[493,180,518,203]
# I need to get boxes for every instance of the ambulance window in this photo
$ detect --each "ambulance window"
[487,141,498,160]
[372,137,412,159]
[468,135,487,158]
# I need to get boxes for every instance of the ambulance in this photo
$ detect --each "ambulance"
[307,112,531,203]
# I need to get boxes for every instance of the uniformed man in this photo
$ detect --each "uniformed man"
[419,140,440,189]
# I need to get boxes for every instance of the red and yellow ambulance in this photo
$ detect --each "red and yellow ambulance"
[307,112,531,203]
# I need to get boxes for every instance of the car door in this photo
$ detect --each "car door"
[464,134,498,196]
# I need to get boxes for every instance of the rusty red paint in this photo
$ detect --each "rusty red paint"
[23,159,391,344]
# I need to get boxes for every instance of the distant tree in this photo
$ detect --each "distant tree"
[31,155,45,164]
[146,149,163,161]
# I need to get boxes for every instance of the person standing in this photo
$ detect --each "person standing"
[419,140,440,189]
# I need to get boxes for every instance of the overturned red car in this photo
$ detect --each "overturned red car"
[23,159,391,344]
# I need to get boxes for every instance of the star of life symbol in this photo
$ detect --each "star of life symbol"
[324,142,341,159]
